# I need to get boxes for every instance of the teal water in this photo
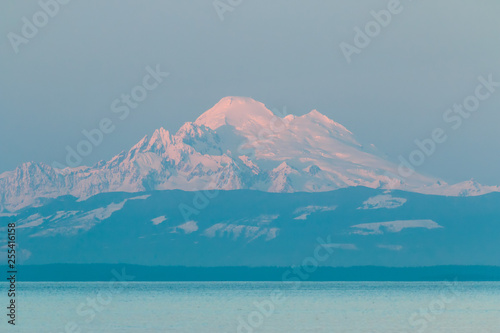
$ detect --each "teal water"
[1,282,498,332]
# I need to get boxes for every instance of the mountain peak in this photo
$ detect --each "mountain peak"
[303,109,332,123]
[148,127,171,149]
[215,96,260,106]
[131,135,149,151]
[302,109,353,135]
[305,109,324,117]
[194,96,274,132]
[6,161,54,177]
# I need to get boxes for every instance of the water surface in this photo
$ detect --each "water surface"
[1,282,498,332]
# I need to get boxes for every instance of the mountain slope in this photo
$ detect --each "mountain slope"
[3,187,500,266]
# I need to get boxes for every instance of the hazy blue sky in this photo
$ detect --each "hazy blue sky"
[1,0,499,185]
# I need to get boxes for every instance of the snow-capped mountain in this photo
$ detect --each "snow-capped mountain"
[0,96,497,212]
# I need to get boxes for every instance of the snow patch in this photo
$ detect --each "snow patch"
[351,219,442,235]
[265,228,279,241]
[322,243,358,250]
[18,214,46,229]
[173,221,198,234]
[50,211,79,221]
[203,223,279,241]
[129,194,151,200]
[293,205,337,220]
[377,244,403,251]
[233,214,279,225]
[359,195,407,210]
[30,200,127,237]
[152,216,167,225]
[238,155,260,174]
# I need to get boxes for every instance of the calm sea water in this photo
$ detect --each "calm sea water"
[1,282,498,332]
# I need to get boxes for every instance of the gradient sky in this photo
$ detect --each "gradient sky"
[1,0,499,185]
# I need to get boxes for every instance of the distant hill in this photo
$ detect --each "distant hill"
[2,187,500,267]
[7,265,500,281]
